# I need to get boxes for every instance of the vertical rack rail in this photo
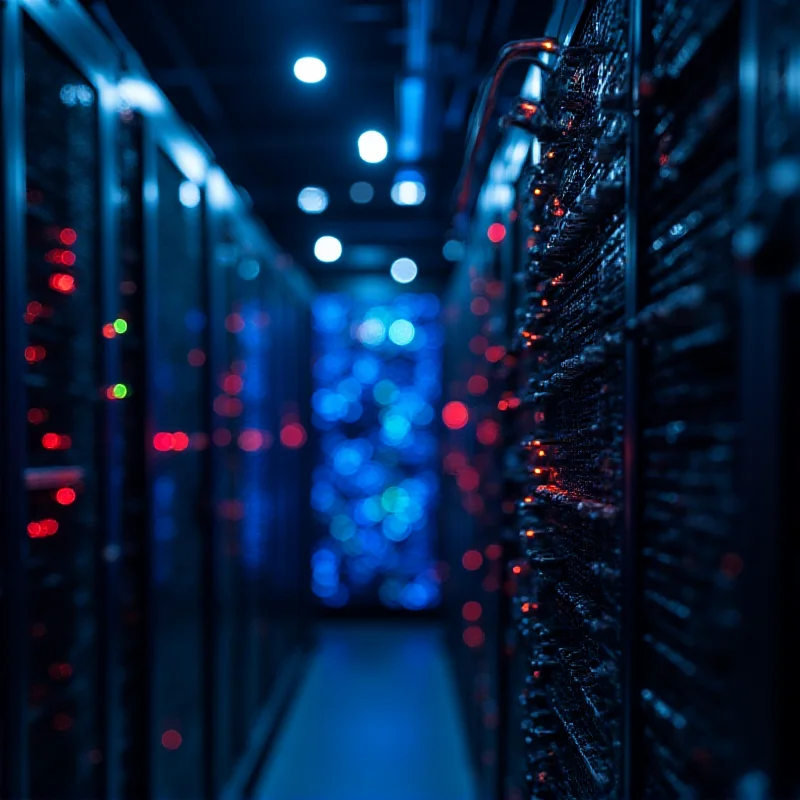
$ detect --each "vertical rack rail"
[621,0,651,796]
[0,1,30,795]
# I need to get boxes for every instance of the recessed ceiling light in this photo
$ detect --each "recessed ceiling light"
[293,57,326,84]
[298,186,328,214]
[350,182,374,204]
[314,236,343,263]
[390,257,418,284]
[358,131,388,163]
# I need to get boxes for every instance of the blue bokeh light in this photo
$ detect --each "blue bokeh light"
[310,293,442,608]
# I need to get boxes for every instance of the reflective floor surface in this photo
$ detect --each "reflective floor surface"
[254,622,478,800]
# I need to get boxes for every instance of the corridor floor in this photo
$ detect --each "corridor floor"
[254,622,478,800]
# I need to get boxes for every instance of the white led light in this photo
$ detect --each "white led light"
[358,130,388,164]
[390,180,425,206]
[350,182,374,204]
[294,57,327,84]
[298,186,329,214]
[390,257,418,284]
[314,236,343,263]
[179,181,201,209]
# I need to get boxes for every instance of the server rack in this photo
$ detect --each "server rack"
[444,0,800,796]
[0,0,314,797]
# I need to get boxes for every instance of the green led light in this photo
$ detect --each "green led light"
[112,383,128,399]
[113,318,128,334]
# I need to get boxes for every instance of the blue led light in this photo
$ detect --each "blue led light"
[388,319,415,346]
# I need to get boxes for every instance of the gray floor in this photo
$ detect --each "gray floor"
[254,622,478,800]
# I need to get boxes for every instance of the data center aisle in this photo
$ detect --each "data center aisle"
[254,623,478,800]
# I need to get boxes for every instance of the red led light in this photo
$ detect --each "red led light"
[188,348,206,367]
[470,297,490,316]
[457,467,480,492]
[102,323,117,339]
[27,519,59,539]
[487,223,506,243]
[462,550,483,571]
[462,601,482,622]
[59,228,78,245]
[485,345,506,363]
[222,374,243,394]
[477,419,501,446]
[485,544,503,561]
[469,335,488,355]
[161,730,182,750]
[497,400,509,411]
[42,433,71,450]
[60,251,76,267]
[172,432,190,452]
[25,345,47,363]
[482,575,499,592]
[55,487,76,506]
[27,301,43,318]
[28,408,47,424]
[48,662,73,680]
[49,273,76,294]
[238,429,263,452]
[214,395,243,418]
[280,423,307,449]
[153,432,174,452]
[468,375,489,395]
[463,626,485,648]
[443,451,467,475]
[442,401,469,430]
[225,313,245,333]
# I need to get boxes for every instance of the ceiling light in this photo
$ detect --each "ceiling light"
[179,181,201,209]
[298,186,328,214]
[294,57,326,84]
[390,257,418,284]
[350,182,374,204]
[358,131,388,163]
[314,236,342,263]
[390,180,425,206]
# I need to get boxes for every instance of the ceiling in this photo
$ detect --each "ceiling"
[89,0,553,288]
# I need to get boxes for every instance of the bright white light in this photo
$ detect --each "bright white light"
[388,319,415,346]
[298,186,329,214]
[179,181,201,209]
[314,236,343,263]
[443,240,465,262]
[390,257,418,284]
[118,77,164,113]
[358,318,386,346]
[391,180,425,206]
[294,57,327,84]
[350,182,374,204]
[358,130,388,164]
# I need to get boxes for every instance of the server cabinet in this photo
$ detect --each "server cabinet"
[3,1,316,796]
[145,147,208,800]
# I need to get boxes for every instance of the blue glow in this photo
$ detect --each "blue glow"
[388,319,415,345]
[311,293,442,608]
[398,76,425,162]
